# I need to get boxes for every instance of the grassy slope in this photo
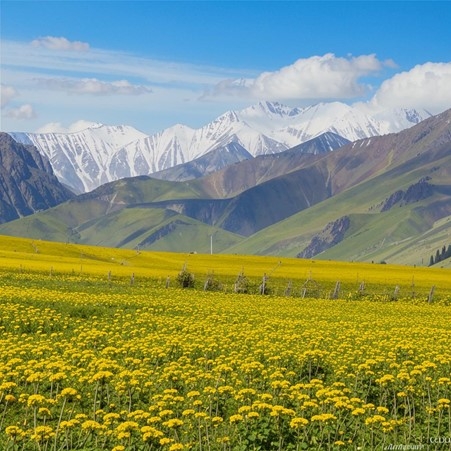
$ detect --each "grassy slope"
[0,207,243,254]
[226,149,451,266]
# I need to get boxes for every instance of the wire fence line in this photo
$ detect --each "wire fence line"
[2,264,450,304]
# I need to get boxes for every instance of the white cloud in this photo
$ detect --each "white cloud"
[2,39,241,88]
[367,62,451,114]
[36,120,100,134]
[204,54,390,101]
[4,104,36,120]
[31,36,89,52]
[1,84,18,108]
[35,77,152,96]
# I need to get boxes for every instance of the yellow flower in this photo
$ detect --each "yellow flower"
[27,394,46,407]
[81,420,105,432]
[365,415,386,426]
[163,418,184,428]
[5,425,26,439]
[4,394,16,403]
[141,426,164,442]
[290,417,309,428]
[211,416,224,424]
[311,413,337,422]
[169,444,184,451]
[38,407,52,417]
[31,426,55,442]
[0,381,17,392]
[115,421,139,433]
[60,387,79,398]
[60,420,79,429]
[90,370,114,383]
[229,414,244,423]
[376,374,395,385]
[238,405,251,413]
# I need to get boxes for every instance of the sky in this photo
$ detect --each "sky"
[1,1,451,135]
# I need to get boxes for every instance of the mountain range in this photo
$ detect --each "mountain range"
[9,101,430,193]
[1,105,450,267]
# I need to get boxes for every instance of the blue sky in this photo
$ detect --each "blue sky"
[1,1,451,135]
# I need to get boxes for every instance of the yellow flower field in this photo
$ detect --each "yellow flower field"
[0,236,450,450]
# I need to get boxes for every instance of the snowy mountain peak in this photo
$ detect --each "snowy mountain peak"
[9,100,434,194]
[216,110,241,123]
[81,122,104,131]
[240,101,302,119]
[257,101,301,117]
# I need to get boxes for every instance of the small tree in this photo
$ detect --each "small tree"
[234,271,249,294]
[446,244,451,259]
[204,271,222,292]
[435,249,441,264]
[177,264,195,288]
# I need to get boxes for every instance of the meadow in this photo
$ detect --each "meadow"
[0,236,450,450]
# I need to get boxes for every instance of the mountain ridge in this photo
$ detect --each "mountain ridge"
[8,101,430,193]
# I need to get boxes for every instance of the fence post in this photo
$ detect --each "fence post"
[358,281,365,294]
[259,273,267,295]
[428,286,435,303]
[332,281,341,299]
[285,280,292,297]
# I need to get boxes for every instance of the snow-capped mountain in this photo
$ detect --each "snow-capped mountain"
[9,101,431,193]
[9,124,148,194]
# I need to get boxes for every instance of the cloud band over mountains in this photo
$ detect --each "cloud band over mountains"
[1,35,450,132]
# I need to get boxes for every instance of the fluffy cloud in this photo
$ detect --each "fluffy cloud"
[1,84,18,108]
[31,36,89,52]
[4,104,36,120]
[367,62,451,114]
[35,77,152,96]
[204,54,391,101]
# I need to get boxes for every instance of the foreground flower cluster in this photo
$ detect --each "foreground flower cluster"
[1,272,450,450]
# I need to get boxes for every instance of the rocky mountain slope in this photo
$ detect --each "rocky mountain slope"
[0,133,74,224]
